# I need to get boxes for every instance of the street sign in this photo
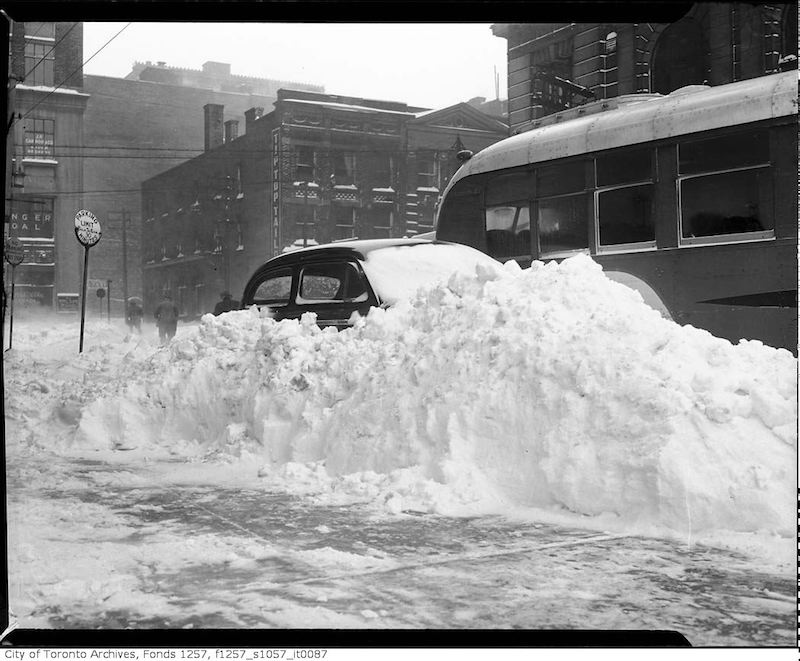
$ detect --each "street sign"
[4,236,24,266]
[74,209,102,247]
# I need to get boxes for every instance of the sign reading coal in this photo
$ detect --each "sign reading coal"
[8,199,54,239]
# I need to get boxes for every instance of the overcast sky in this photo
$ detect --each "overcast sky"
[83,23,509,110]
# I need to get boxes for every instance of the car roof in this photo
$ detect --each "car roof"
[251,238,451,272]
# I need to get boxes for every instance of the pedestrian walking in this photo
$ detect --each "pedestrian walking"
[125,296,143,333]
[154,292,179,345]
[213,291,240,316]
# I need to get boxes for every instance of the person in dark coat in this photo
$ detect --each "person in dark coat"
[154,292,179,344]
[125,297,143,333]
[213,291,240,316]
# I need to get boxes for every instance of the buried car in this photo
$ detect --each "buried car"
[241,238,501,329]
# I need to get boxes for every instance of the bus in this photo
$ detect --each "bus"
[435,71,798,353]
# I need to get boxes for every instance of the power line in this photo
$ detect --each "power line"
[19,22,131,124]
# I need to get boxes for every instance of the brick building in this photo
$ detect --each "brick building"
[493,2,798,133]
[81,61,322,315]
[140,91,507,318]
[5,21,89,312]
[5,21,323,315]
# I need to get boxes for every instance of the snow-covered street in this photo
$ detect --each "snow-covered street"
[4,255,796,644]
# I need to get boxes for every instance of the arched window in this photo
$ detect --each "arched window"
[651,18,706,94]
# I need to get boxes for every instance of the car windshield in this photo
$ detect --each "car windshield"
[361,243,500,305]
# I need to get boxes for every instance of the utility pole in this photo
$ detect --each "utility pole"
[121,210,129,309]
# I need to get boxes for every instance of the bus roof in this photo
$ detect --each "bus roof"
[448,71,798,184]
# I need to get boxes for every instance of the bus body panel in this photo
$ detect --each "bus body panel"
[435,71,798,353]
[592,240,797,351]
[448,71,797,183]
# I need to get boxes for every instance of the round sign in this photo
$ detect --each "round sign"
[4,236,24,266]
[74,209,102,247]
[96,288,106,299]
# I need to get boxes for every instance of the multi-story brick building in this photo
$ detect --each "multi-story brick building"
[5,21,89,312]
[81,61,322,315]
[493,2,798,133]
[140,90,508,318]
[5,20,323,315]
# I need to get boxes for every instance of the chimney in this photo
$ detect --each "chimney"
[203,104,224,151]
[202,61,231,76]
[10,22,25,82]
[244,107,264,133]
[224,119,239,143]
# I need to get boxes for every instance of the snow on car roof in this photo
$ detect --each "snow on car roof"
[361,241,501,305]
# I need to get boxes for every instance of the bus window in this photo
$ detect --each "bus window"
[486,205,531,258]
[597,184,655,246]
[595,147,655,249]
[484,171,531,259]
[435,176,485,250]
[536,162,588,256]
[678,130,773,242]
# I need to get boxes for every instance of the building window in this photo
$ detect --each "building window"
[332,206,355,240]
[24,22,56,39]
[333,151,357,186]
[295,146,315,181]
[374,154,393,187]
[236,222,244,250]
[177,285,188,316]
[417,152,438,189]
[195,283,205,313]
[24,41,54,87]
[295,207,316,244]
[678,130,773,243]
[23,118,54,158]
[371,207,393,239]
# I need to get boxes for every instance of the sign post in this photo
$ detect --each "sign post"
[4,236,25,351]
[74,210,102,353]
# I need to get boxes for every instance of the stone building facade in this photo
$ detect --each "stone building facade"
[493,3,798,133]
[140,91,508,318]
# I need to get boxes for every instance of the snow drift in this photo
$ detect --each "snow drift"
[76,254,797,537]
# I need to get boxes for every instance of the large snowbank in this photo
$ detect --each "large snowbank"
[74,254,797,540]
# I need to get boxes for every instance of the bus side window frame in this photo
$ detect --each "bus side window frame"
[593,145,658,254]
[533,158,592,259]
[676,126,775,246]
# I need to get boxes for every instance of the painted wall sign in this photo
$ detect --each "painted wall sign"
[8,199,54,239]
[272,128,281,256]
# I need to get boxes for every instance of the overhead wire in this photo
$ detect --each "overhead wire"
[18,22,131,124]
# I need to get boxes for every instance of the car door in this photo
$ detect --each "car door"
[294,259,377,330]
[245,267,296,320]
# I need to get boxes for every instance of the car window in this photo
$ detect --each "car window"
[253,272,292,306]
[297,261,368,303]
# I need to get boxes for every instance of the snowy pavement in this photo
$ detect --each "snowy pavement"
[3,254,797,645]
[6,448,795,643]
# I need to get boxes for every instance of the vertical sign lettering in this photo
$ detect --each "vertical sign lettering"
[271,128,281,256]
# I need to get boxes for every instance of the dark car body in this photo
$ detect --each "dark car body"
[241,238,492,330]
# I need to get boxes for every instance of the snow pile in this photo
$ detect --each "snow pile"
[75,254,797,538]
